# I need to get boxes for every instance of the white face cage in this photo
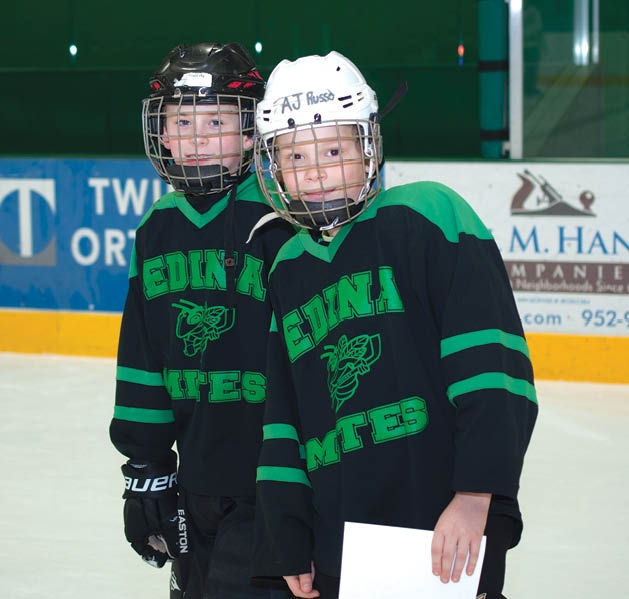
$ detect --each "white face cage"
[142,92,256,196]
[254,118,382,231]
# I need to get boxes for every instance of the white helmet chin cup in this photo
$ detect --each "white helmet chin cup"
[254,51,382,230]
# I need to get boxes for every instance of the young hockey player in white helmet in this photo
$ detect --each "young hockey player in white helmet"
[110,42,293,599]
[255,51,381,232]
[252,51,537,599]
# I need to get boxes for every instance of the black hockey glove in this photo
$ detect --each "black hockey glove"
[121,454,179,568]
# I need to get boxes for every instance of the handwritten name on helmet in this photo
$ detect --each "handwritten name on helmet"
[173,72,214,88]
[124,472,178,493]
[277,90,335,113]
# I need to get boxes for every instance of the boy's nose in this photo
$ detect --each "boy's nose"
[305,165,326,181]
[195,134,210,148]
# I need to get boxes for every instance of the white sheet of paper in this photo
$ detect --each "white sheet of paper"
[338,522,486,599]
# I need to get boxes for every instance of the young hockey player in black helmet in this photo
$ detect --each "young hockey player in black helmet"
[109,42,292,598]
[251,51,538,599]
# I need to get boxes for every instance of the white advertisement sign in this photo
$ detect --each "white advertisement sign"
[385,161,629,337]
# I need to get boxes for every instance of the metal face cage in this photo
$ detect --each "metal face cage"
[255,119,381,231]
[143,92,256,196]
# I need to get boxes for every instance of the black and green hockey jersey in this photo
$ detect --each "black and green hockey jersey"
[254,181,538,578]
[109,174,293,497]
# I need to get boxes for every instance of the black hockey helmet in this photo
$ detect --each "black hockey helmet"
[143,42,266,196]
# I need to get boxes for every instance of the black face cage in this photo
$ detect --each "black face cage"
[142,92,257,196]
[254,120,382,231]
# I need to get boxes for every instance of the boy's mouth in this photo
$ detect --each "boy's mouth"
[301,191,326,203]
[183,156,216,166]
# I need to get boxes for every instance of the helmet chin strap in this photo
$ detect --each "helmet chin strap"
[165,163,234,195]
[288,198,363,230]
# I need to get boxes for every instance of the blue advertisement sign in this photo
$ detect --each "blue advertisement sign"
[0,158,170,312]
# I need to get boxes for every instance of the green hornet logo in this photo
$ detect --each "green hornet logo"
[321,333,381,412]
[172,299,235,357]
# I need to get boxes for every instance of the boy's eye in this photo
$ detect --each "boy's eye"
[328,148,340,157]
[280,152,303,163]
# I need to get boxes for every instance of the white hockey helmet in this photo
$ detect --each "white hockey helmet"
[254,51,382,230]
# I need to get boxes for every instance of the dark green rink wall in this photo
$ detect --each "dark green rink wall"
[2,0,479,158]
[3,1,627,158]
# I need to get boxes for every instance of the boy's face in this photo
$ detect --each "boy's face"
[275,125,367,204]
[161,103,253,175]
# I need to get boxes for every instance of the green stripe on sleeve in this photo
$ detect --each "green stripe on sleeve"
[441,329,530,359]
[113,405,175,424]
[263,423,300,442]
[446,372,538,406]
[117,366,164,386]
[257,466,312,487]
[263,423,307,459]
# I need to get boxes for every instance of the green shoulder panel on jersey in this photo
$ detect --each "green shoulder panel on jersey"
[268,229,311,277]
[128,176,268,278]
[136,175,266,233]
[267,221,359,273]
[266,181,494,276]
[358,181,494,243]
[128,190,187,279]
[135,190,183,232]
[237,173,272,206]
[128,243,138,279]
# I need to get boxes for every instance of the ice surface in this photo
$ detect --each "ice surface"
[0,352,627,598]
